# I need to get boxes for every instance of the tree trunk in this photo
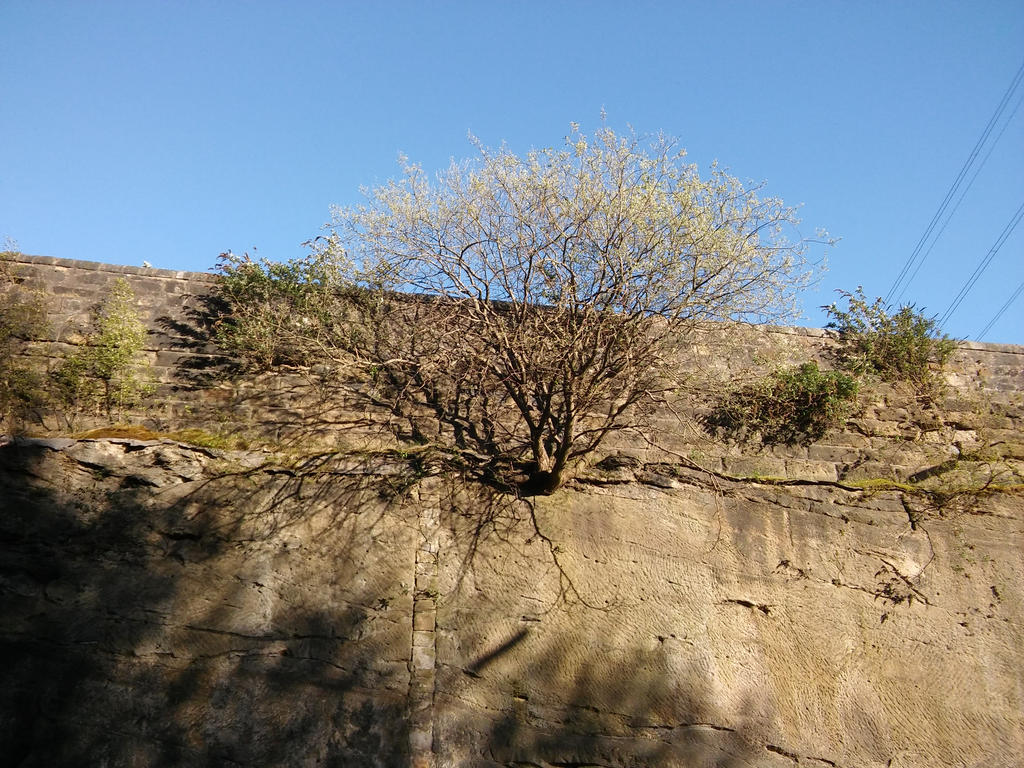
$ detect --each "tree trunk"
[519,468,562,496]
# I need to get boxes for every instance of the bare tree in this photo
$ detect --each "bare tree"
[223,125,824,494]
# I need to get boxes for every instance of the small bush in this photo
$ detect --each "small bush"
[824,287,956,395]
[213,250,350,370]
[706,362,859,445]
[52,278,153,421]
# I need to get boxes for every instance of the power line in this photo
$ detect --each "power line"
[885,57,1024,304]
[895,89,1024,304]
[937,199,1024,328]
[977,278,1024,340]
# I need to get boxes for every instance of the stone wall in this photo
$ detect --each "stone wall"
[1,255,1022,767]
[6,253,1024,445]
[6,254,377,441]
[7,255,220,430]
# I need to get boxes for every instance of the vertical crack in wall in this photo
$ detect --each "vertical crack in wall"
[408,488,440,767]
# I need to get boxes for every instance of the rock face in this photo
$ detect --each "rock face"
[435,473,1022,768]
[1,438,418,767]
[1,435,1021,767]
[1,255,1023,766]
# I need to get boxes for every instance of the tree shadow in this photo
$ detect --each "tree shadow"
[155,291,241,388]
[430,478,781,767]
[152,292,400,450]
[468,646,767,767]
[2,439,783,767]
[0,439,414,767]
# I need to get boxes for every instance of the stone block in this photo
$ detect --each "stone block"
[784,459,838,482]
[413,611,436,631]
[839,461,903,482]
[849,418,902,437]
[807,444,857,463]
[723,456,787,478]
[411,642,434,671]
[874,407,910,421]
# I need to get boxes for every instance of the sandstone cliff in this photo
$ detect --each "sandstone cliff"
[1,256,1022,766]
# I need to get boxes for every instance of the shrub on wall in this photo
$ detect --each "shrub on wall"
[212,250,352,371]
[824,287,956,397]
[52,277,153,422]
[705,362,859,445]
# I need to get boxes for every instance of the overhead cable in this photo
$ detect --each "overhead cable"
[895,89,1024,304]
[885,58,1024,304]
[938,199,1024,329]
[976,278,1024,340]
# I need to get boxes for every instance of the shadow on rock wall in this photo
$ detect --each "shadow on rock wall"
[431,480,784,768]
[156,293,240,387]
[155,299,395,447]
[2,439,799,767]
[0,440,413,767]
[462,647,770,767]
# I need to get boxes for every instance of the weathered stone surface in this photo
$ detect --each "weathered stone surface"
[0,440,417,767]
[1,255,1022,766]
[432,478,1023,768]
[1,437,1020,767]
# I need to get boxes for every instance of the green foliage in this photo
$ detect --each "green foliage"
[53,278,153,420]
[706,362,859,445]
[824,287,957,395]
[213,250,352,370]
[0,250,50,422]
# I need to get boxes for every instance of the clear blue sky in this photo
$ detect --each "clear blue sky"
[3,1,1022,342]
